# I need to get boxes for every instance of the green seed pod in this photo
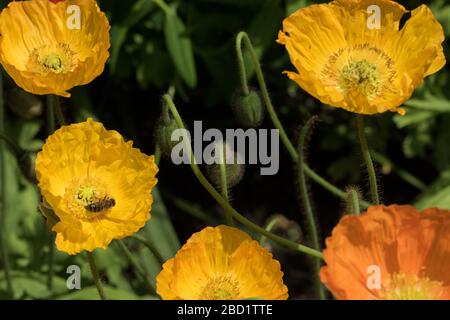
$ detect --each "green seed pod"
[205,142,245,189]
[7,87,43,119]
[232,89,264,128]
[154,104,181,159]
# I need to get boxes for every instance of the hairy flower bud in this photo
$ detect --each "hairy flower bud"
[232,89,264,128]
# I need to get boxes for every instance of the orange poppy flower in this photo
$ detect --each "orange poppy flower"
[320,205,450,300]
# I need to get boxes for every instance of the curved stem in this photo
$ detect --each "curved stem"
[236,32,297,161]
[87,251,107,300]
[153,0,171,14]
[356,116,380,205]
[163,94,323,260]
[130,234,165,266]
[259,215,282,245]
[235,31,371,209]
[117,240,156,295]
[235,33,250,96]
[297,117,325,300]
[219,146,233,226]
[0,70,14,298]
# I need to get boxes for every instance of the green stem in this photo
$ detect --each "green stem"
[0,70,14,298]
[219,146,233,226]
[356,116,380,205]
[155,145,161,166]
[117,240,156,294]
[235,34,250,96]
[297,117,325,300]
[46,96,56,134]
[163,94,323,260]
[259,215,282,245]
[87,251,107,300]
[131,234,165,265]
[153,0,171,14]
[47,95,65,127]
[348,189,361,216]
[235,31,371,209]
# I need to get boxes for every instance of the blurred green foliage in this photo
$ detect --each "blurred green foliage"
[0,0,449,299]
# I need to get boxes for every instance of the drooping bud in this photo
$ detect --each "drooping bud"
[205,141,245,189]
[232,89,264,128]
[261,214,303,249]
[344,185,364,216]
[154,103,181,159]
[7,87,43,120]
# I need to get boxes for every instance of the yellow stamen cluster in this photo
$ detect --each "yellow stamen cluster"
[384,273,443,300]
[200,276,240,300]
[339,59,380,99]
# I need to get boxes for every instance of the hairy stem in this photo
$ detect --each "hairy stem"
[297,117,325,300]
[356,116,380,205]
[87,251,107,300]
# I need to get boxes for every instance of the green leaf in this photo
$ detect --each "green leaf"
[415,170,450,210]
[138,187,180,288]
[403,95,450,113]
[110,25,129,74]
[57,286,143,300]
[110,0,156,73]
[164,7,197,88]
[0,271,67,299]
[243,0,284,77]
[393,109,434,128]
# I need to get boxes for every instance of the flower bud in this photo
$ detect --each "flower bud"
[154,105,180,159]
[205,141,245,189]
[232,89,264,128]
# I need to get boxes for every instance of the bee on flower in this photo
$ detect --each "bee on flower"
[35,119,158,255]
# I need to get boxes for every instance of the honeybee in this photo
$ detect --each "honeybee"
[85,197,116,213]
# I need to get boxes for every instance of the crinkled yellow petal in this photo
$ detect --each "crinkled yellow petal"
[0,0,110,97]
[35,119,158,255]
[156,225,288,300]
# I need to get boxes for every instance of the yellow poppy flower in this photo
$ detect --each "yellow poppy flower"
[0,0,110,97]
[156,225,289,300]
[35,119,158,255]
[277,0,446,115]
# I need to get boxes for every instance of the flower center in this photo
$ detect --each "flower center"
[383,273,443,300]
[43,53,63,72]
[27,43,75,75]
[199,276,240,300]
[62,177,115,220]
[339,59,380,98]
